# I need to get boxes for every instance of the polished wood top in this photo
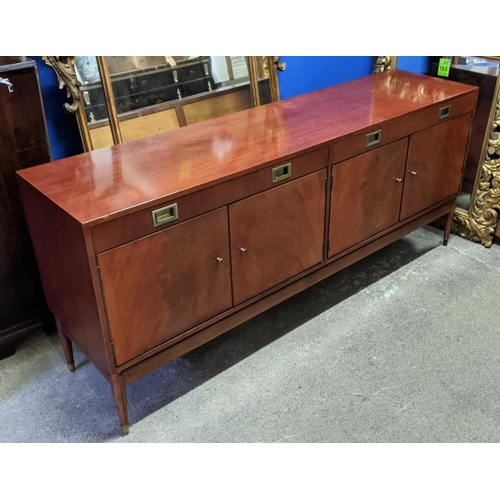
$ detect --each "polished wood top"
[17,70,477,225]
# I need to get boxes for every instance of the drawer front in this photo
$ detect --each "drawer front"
[230,169,327,305]
[98,207,232,366]
[91,147,328,253]
[330,117,409,165]
[329,93,477,165]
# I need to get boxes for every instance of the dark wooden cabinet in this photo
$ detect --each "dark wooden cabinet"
[0,57,51,359]
[17,70,477,434]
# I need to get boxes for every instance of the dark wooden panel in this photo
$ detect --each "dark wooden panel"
[400,113,472,221]
[0,62,51,351]
[330,94,477,164]
[98,207,232,366]
[17,180,111,377]
[17,70,477,226]
[91,147,328,253]
[230,169,326,305]
[328,138,408,258]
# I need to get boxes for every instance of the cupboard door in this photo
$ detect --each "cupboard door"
[400,113,471,221]
[230,169,326,305]
[98,207,232,366]
[328,138,408,258]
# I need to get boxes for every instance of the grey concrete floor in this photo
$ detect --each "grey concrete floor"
[1,226,500,443]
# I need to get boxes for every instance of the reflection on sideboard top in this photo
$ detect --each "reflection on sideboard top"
[17,70,477,226]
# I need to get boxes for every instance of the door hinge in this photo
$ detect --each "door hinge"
[97,265,103,285]
[109,340,117,359]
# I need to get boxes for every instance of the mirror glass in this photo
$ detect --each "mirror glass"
[446,56,500,211]
[74,56,273,149]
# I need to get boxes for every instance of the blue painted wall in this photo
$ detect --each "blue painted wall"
[397,56,430,75]
[278,56,432,100]
[278,56,375,99]
[29,57,83,161]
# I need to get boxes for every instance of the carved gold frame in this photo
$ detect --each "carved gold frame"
[42,56,93,150]
[373,56,398,73]
[374,55,500,247]
[43,56,283,153]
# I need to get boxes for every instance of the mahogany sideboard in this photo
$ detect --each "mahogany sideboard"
[17,70,477,435]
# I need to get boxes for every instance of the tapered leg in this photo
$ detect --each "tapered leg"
[443,201,457,246]
[110,374,129,435]
[55,317,75,372]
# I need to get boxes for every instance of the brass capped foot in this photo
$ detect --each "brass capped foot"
[68,363,75,372]
[122,425,129,436]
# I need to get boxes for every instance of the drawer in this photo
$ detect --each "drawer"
[405,92,477,137]
[91,146,328,253]
[329,93,477,165]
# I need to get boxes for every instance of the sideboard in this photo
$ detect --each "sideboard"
[17,70,477,435]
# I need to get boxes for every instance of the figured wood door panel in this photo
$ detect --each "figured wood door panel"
[328,138,408,258]
[400,113,472,221]
[98,207,232,365]
[230,169,326,305]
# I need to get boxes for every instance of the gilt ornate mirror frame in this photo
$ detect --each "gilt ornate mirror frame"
[42,56,283,154]
[374,55,500,247]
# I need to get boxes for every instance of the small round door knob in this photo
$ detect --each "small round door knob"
[394,177,403,183]
[239,247,247,254]
[411,171,418,176]
[216,257,224,264]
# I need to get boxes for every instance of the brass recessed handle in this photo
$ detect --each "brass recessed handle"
[366,130,382,148]
[394,177,403,183]
[272,163,291,183]
[216,257,224,264]
[152,203,178,227]
[439,105,451,120]
[239,247,247,254]
[410,171,418,176]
